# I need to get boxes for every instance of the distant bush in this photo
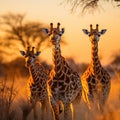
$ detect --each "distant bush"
[0,57,51,79]
[0,77,17,120]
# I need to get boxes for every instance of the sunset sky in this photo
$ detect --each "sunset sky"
[0,0,120,65]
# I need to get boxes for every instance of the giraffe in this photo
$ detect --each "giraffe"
[20,46,51,120]
[81,24,111,112]
[43,23,82,120]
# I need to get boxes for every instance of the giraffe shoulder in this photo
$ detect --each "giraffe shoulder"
[47,69,55,84]
[36,62,49,74]
[101,68,111,79]
[36,62,44,69]
[72,71,80,79]
[82,69,91,79]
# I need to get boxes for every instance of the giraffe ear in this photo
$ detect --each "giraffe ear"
[34,51,41,57]
[59,28,65,36]
[100,29,107,35]
[42,28,49,34]
[20,51,26,56]
[82,29,89,35]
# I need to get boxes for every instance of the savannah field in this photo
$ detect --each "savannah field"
[0,59,120,120]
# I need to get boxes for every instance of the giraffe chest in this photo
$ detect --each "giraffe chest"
[50,71,81,101]
[82,68,110,91]
[84,65,110,80]
[28,78,48,100]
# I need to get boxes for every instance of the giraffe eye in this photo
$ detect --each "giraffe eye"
[59,33,62,36]
[88,33,92,36]
[25,55,27,58]
[33,56,36,58]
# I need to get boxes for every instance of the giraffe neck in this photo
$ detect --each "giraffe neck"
[90,42,101,73]
[52,44,63,73]
[29,63,45,83]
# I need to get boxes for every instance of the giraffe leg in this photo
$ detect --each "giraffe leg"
[41,101,46,120]
[72,90,82,119]
[99,84,110,113]
[88,84,98,111]
[74,89,82,104]
[58,100,63,114]
[82,88,92,110]
[33,104,38,120]
[30,98,38,120]
[64,103,72,120]
[45,97,53,120]
[50,96,60,120]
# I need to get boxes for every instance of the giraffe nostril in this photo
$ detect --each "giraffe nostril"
[59,34,62,36]
[52,36,55,40]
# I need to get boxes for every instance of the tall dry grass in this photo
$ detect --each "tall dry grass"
[0,70,120,120]
[0,76,17,120]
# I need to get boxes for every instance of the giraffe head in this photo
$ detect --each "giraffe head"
[42,22,64,45]
[20,46,41,67]
[82,24,107,43]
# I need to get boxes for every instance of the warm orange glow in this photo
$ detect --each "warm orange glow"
[1,75,120,119]
[0,0,120,65]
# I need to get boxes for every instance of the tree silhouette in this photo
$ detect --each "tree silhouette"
[111,50,120,66]
[109,50,120,77]
[61,0,120,13]
[0,13,48,51]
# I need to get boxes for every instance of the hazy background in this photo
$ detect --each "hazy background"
[0,0,120,65]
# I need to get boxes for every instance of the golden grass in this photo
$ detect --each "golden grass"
[0,73,120,120]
